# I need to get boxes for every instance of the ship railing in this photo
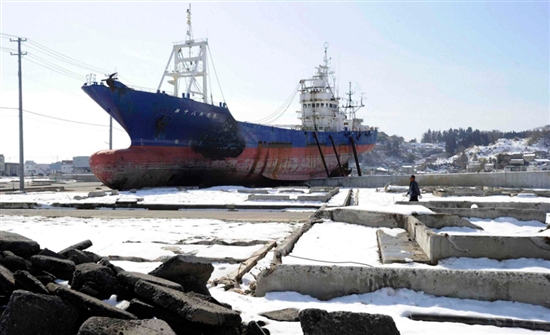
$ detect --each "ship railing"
[173,38,208,45]
[124,84,159,93]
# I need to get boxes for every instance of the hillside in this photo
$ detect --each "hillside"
[360,126,550,174]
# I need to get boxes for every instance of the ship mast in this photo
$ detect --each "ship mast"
[157,4,209,103]
[343,82,365,130]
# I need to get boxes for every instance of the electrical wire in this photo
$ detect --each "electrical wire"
[285,254,374,267]
[26,39,110,75]
[2,33,134,85]
[27,53,85,80]
[26,58,83,81]
[0,107,125,132]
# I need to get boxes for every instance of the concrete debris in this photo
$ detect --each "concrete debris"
[13,270,49,294]
[299,309,400,335]
[0,231,272,335]
[0,231,40,258]
[77,317,176,335]
[0,290,81,335]
[88,191,108,198]
[134,280,241,327]
[260,308,300,322]
[59,239,93,256]
[118,271,183,291]
[149,255,214,296]
[47,283,137,320]
[70,263,120,300]
[0,250,29,272]
[64,249,96,265]
[0,264,16,303]
[30,255,75,280]
[38,248,67,260]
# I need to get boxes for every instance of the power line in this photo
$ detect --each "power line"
[0,107,125,132]
[26,40,110,75]
[2,33,134,85]
[25,58,83,81]
[27,53,85,80]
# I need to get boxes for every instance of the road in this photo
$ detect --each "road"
[0,208,312,222]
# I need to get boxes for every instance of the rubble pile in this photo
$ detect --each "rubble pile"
[0,231,269,335]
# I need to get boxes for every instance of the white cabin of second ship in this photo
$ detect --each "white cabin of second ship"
[298,44,369,133]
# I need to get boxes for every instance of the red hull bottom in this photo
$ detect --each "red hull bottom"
[90,144,375,189]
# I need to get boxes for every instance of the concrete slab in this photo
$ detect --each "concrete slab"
[434,208,547,223]
[0,209,311,222]
[405,216,550,262]
[376,230,430,264]
[256,265,550,307]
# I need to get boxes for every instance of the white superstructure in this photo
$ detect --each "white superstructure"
[298,44,369,132]
[158,5,209,103]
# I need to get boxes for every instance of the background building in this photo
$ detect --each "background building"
[73,156,91,173]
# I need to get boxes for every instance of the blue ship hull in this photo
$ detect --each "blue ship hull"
[82,81,377,189]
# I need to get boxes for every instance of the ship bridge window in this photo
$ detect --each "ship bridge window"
[316,103,320,107]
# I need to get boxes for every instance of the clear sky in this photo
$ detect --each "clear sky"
[1,1,548,163]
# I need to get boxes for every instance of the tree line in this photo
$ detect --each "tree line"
[421,127,535,154]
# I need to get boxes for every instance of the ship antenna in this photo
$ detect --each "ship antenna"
[323,42,329,69]
[186,5,193,42]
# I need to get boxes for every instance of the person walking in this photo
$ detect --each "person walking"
[406,175,421,202]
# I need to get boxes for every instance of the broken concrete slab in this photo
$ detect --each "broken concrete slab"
[38,248,67,260]
[30,255,75,280]
[0,290,81,335]
[71,263,120,300]
[77,317,177,335]
[376,230,430,264]
[47,283,137,320]
[299,309,400,335]
[118,271,183,291]
[59,239,93,256]
[0,264,16,300]
[64,249,95,265]
[13,270,49,294]
[134,280,241,327]
[0,250,29,272]
[0,231,40,257]
[149,255,213,296]
[260,308,300,322]
[256,265,550,307]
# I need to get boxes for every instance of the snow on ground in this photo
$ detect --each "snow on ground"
[211,287,550,335]
[0,215,296,261]
[436,137,549,165]
[283,221,387,267]
[283,220,550,273]
[434,217,549,236]
[3,187,550,334]
[425,193,550,204]
[355,188,434,214]
[0,186,352,207]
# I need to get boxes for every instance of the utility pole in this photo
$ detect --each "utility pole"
[10,37,27,192]
[109,116,113,150]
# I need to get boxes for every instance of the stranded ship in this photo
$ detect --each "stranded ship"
[82,9,377,189]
